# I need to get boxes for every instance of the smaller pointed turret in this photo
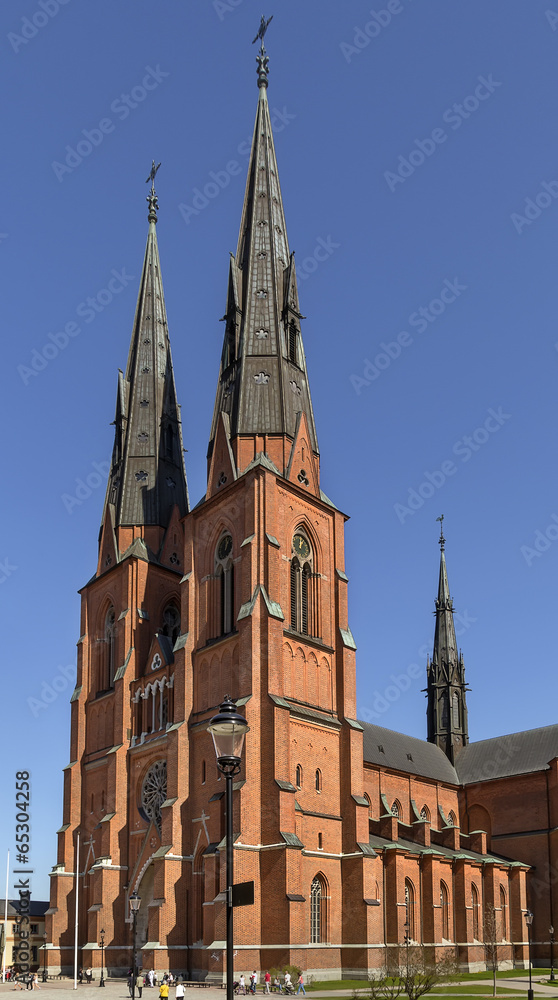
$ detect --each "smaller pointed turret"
[426,517,469,764]
[100,167,188,561]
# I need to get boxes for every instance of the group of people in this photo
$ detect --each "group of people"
[234,971,305,995]
[11,972,41,990]
[127,970,186,998]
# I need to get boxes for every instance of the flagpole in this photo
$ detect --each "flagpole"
[2,850,9,983]
[73,832,79,990]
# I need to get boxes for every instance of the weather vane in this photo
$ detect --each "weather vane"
[436,514,445,550]
[252,15,273,88]
[146,160,161,219]
[252,14,273,48]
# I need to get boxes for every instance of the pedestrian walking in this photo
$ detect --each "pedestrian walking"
[264,972,271,994]
[159,980,169,1000]
[136,973,144,998]
[86,969,93,986]
[296,974,305,995]
[128,973,134,997]
[238,974,246,995]
[175,983,184,1000]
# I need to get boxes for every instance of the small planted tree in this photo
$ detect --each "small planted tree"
[484,904,499,997]
[353,947,457,1000]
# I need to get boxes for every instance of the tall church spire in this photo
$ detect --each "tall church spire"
[207,27,319,496]
[426,518,469,763]
[100,167,188,550]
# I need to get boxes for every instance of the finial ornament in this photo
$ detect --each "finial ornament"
[146,160,161,222]
[436,514,445,550]
[252,14,273,88]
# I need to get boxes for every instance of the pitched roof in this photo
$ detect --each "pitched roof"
[359,720,459,784]
[366,834,524,868]
[455,724,558,784]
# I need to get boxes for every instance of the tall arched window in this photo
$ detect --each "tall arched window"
[288,321,299,365]
[420,805,430,822]
[290,532,314,635]
[215,534,234,636]
[471,884,480,940]
[448,811,457,827]
[315,769,322,792]
[101,606,116,691]
[310,876,326,943]
[161,602,181,644]
[295,765,302,788]
[440,881,450,940]
[500,886,507,941]
[404,880,415,941]
[391,800,401,819]
[452,692,460,728]
[364,793,373,819]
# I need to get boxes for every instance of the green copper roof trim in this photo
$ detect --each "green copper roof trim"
[118,609,129,620]
[241,534,255,547]
[173,632,189,651]
[114,648,133,682]
[281,831,304,848]
[107,743,124,754]
[339,626,357,650]
[70,685,82,703]
[266,533,280,547]
[237,583,284,621]
[152,845,173,859]
[161,797,178,808]
[345,717,364,731]
[380,793,392,817]
[100,812,116,824]
[319,489,338,510]
[180,572,191,583]
[335,569,349,582]
[352,794,369,806]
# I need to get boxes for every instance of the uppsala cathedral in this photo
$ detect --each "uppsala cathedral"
[46,35,558,981]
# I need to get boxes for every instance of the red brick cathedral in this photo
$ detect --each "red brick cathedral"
[47,42,548,981]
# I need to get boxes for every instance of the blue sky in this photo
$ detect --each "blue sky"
[1,0,557,900]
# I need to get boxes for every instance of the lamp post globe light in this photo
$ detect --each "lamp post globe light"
[99,929,105,988]
[525,910,534,1000]
[207,696,250,1000]
[550,925,555,981]
[129,892,141,1000]
[42,933,48,983]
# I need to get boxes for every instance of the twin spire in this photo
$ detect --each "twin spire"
[100,162,188,544]
[101,19,319,552]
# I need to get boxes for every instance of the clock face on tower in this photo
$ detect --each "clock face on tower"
[293,534,310,560]
[218,534,233,560]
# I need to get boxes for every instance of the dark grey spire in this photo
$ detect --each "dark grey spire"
[101,171,188,537]
[426,520,469,764]
[207,32,319,487]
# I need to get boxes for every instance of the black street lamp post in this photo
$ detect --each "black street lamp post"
[525,911,534,1000]
[550,925,555,981]
[99,929,105,988]
[129,893,141,1000]
[42,933,48,983]
[208,696,250,1000]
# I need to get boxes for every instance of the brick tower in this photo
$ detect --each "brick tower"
[47,41,371,981]
[426,520,469,763]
